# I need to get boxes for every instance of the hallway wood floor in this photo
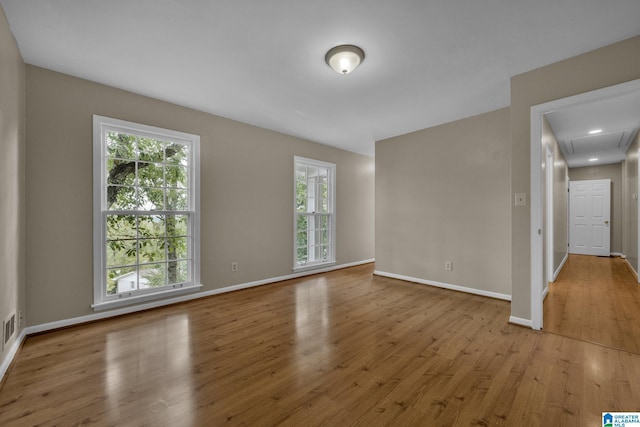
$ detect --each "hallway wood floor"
[544,254,640,354]
[1,263,639,426]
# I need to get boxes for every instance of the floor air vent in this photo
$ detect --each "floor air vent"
[3,313,15,350]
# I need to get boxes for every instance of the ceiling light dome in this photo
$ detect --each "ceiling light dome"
[325,45,365,75]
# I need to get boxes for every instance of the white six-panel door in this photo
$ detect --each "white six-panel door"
[569,179,611,256]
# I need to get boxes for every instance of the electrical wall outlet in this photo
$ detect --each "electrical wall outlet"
[515,192,527,207]
[231,262,239,272]
[444,260,453,271]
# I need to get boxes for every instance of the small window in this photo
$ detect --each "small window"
[294,156,336,270]
[93,116,200,309]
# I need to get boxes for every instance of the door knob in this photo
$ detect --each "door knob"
[604,220,609,224]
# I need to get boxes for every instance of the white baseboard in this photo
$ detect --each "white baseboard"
[624,258,639,282]
[611,252,624,258]
[551,252,568,282]
[509,316,533,328]
[542,286,549,300]
[0,328,26,383]
[372,270,511,301]
[25,259,375,336]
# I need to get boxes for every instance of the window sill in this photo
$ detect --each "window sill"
[92,284,203,311]
[293,261,336,273]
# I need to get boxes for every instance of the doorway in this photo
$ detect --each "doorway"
[530,78,640,332]
[569,179,611,256]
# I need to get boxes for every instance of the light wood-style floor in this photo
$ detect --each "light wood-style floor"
[1,263,640,426]
[544,254,640,354]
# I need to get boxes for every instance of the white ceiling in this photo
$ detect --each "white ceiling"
[545,91,640,168]
[2,0,640,157]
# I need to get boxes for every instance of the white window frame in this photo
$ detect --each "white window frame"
[92,115,201,310]
[293,156,336,271]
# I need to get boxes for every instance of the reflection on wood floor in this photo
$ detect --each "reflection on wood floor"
[1,263,639,426]
[544,254,640,354]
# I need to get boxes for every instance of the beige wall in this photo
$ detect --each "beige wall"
[25,66,374,325]
[0,7,26,366]
[624,133,639,272]
[568,163,623,254]
[542,117,569,277]
[511,35,640,320]
[375,108,511,297]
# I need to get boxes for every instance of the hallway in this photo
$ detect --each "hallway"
[544,254,640,354]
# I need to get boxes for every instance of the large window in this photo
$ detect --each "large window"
[294,156,335,270]
[93,116,200,309]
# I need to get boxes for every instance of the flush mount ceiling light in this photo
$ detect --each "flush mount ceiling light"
[589,129,603,135]
[325,45,365,75]
[589,157,599,162]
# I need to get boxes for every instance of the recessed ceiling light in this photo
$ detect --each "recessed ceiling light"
[589,129,603,135]
[589,158,598,162]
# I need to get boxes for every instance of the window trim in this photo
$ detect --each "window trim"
[92,115,201,310]
[293,156,336,272]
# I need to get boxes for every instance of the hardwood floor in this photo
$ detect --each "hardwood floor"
[1,263,639,426]
[544,254,640,354]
